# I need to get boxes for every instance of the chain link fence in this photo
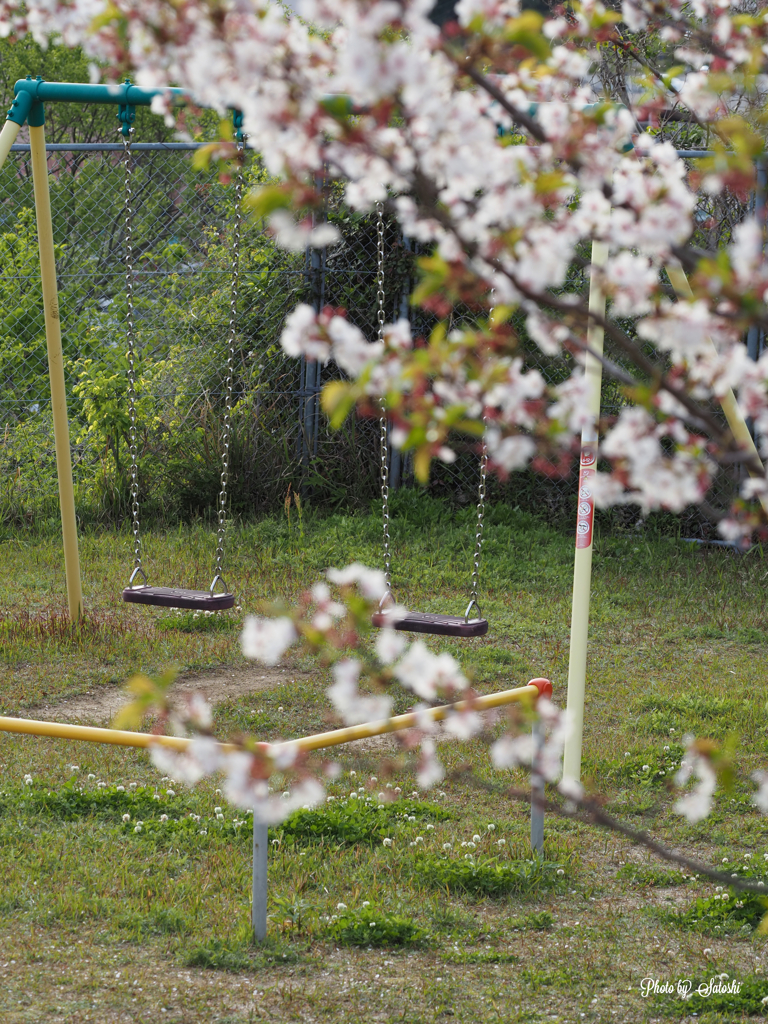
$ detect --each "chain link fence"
[0,143,755,537]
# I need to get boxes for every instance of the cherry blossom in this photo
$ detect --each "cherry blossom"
[241,615,298,665]
[674,743,718,824]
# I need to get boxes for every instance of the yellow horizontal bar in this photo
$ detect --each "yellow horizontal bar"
[0,680,550,756]
[294,681,547,752]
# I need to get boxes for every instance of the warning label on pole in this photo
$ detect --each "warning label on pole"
[575,446,596,549]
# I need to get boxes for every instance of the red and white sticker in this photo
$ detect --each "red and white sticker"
[575,445,595,549]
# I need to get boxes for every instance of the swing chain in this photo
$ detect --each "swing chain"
[465,426,487,622]
[122,128,146,588]
[376,201,392,600]
[212,136,244,593]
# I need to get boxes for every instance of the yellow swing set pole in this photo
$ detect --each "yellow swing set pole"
[0,679,552,752]
[0,119,21,171]
[562,240,609,783]
[29,116,83,621]
[665,260,768,518]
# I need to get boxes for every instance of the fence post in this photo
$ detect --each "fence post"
[252,815,268,942]
[298,198,327,475]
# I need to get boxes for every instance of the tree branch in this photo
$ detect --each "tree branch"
[454,768,768,897]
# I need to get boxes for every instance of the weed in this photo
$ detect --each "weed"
[617,864,688,887]
[277,796,450,848]
[653,974,768,1016]
[507,909,554,930]
[155,610,238,634]
[185,939,254,972]
[414,855,568,897]
[673,890,768,935]
[592,744,685,788]
[327,906,426,947]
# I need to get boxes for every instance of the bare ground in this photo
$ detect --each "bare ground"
[22,664,303,725]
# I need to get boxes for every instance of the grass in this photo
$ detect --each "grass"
[2,495,768,1021]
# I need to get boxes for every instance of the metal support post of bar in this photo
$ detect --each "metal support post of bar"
[528,720,548,856]
[530,721,544,855]
[562,240,609,784]
[29,121,83,622]
[252,816,268,941]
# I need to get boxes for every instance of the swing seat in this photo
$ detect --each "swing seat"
[372,609,488,638]
[122,585,235,611]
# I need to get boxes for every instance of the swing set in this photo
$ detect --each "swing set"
[6,76,767,787]
[0,76,493,631]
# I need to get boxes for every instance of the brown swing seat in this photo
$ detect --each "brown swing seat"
[372,608,488,638]
[122,585,235,611]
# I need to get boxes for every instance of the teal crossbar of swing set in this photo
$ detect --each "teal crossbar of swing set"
[6,76,188,127]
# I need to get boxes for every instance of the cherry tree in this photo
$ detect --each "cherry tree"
[3,0,768,875]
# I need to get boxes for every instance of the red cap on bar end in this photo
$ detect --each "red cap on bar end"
[528,678,553,700]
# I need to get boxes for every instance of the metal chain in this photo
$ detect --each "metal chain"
[376,201,392,601]
[123,128,145,588]
[465,428,487,621]
[211,137,244,594]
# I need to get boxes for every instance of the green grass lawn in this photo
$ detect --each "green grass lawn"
[1,495,768,1023]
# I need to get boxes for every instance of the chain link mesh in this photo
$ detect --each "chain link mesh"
[0,143,756,539]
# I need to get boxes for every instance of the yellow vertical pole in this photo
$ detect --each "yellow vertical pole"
[0,119,21,171]
[665,260,768,518]
[562,240,609,782]
[29,122,83,620]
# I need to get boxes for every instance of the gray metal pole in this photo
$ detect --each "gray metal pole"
[530,722,544,855]
[252,816,268,941]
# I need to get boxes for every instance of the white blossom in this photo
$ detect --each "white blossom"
[241,616,298,665]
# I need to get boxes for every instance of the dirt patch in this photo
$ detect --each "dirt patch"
[23,664,305,725]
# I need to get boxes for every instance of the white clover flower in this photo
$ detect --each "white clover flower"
[497,839,506,847]
[87,774,95,781]
[382,837,393,847]
[160,814,169,822]
[556,868,565,876]
[129,782,137,789]
[362,901,370,908]
[472,834,481,843]
[426,824,434,831]
[134,824,143,833]
[122,813,131,823]
[336,902,347,910]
